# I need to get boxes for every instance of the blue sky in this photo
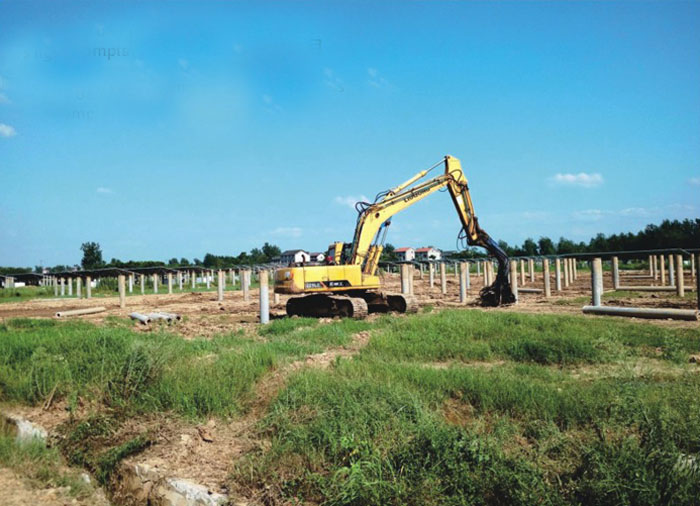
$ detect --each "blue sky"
[1,1,698,267]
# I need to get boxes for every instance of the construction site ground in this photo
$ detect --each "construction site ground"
[0,269,697,332]
[1,269,699,505]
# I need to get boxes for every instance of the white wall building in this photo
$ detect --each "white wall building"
[280,249,312,265]
[395,247,415,262]
[309,252,325,262]
[415,247,442,261]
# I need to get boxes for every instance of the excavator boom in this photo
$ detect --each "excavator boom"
[348,156,514,305]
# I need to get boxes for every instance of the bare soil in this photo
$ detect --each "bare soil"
[0,469,76,506]
[1,270,696,333]
[0,461,110,506]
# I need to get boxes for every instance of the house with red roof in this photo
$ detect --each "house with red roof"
[395,247,415,262]
[415,247,442,261]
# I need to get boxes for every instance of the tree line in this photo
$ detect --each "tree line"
[1,219,697,275]
[490,218,699,258]
[381,218,699,261]
[0,242,283,275]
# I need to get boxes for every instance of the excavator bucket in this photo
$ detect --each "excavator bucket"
[478,236,516,307]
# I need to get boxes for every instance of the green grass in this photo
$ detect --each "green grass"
[0,286,56,303]
[231,310,700,506]
[0,316,372,419]
[364,310,699,365]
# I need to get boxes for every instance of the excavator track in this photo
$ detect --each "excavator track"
[356,291,419,314]
[385,293,419,313]
[286,294,369,319]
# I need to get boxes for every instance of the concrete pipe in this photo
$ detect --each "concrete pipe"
[55,306,106,318]
[149,312,175,323]
[129,312,151,324]
[616,286,677,292]
[156,311,181,320]
[582,306,698,321]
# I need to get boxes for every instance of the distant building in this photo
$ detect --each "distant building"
[415,247,442,261]
[280,249,311,265]
[10,273,44,286]
[309,252,325,263]
[395,247,415,262]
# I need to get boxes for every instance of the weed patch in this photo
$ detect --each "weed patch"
[230,310,700,505]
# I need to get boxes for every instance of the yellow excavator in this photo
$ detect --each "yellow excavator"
[274,155,515,318]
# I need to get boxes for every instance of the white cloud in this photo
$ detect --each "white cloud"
[549,172,603,188]
[0,93,9,104]
[689,177,700,186]
[573,203,696,222]
[271,226,303,238]
[323,68,344,92]
[573,209,605,221]
[367,67,391,89]
[96,187,113,194]
[619,207,653,218]
[334,195,369,210]
[0,123,16,137]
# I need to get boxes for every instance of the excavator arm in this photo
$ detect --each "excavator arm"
[349,155,515,306]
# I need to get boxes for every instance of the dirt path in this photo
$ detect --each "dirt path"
[121,329,373,503]
[247,329,372,419]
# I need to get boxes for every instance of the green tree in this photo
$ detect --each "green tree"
[80,242,104,269]
[380,243,398,262]
[249,248,266,264]
[168,258,179,266]
[179,258,191,266]
[498,240,515,256]
[588,233,608,252]
[557,237,576,254]
[537,237,556,256]
[521,238,538,256]
[262,242,281,261]
[203,253,219,268]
